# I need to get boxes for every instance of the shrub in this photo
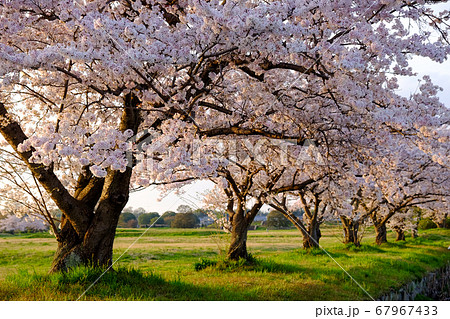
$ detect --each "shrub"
[194,258,217,271]
[194,254,258,272]
[418,218,437,230]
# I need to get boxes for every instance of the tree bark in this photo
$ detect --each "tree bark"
[50,208,122,273]
[227,211,249,261]
[375,223,387,245]
[395,227,405,241]
[340,216,360,246]
[435,218,447,228]
[227,200,263,261]
[50,217,84,272]
[302,221,321,249]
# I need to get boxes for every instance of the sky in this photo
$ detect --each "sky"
[127,56,450,214]
[127,180,215,213]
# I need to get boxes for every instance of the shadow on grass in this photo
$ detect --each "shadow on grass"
[343,244,386,253]
[194,255,305,274]
[410,232,450,246]
[0,267,248,301]
[293,247,351,258]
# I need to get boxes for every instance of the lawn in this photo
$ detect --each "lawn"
[0,226,448,300]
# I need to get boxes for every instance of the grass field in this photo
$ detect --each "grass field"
[0,225,448,301]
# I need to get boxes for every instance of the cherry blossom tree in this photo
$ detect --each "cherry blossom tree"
[200,138,298,260]
[0,213,48,233]
[421,199,449,228]
[350,145,449,245]
[268,181,332,249]
[338,189,369,247]
[0,0,449,271]
[201,136,330,253]
[387,208,421,241]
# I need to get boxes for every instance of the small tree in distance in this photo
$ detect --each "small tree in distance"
[161,211,177,227]
[171,213,199,229]
[118,212,137,228]
[177,205,193,214]
[150,217,166,226]
[138,212,160,227]
[266,211,292,229]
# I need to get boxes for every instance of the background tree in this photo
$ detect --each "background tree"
[138,212,160,227]
[161,211,177,227]
[0,214,48,234]
[266,210,291,229]
[192,209,208,219]
[421,199,449,229]
[171,213,199,229]
[132,207,147,217]
[118,212,138,228]
[150,216,166,226]
[176,205,193,214]
[366,147,448,245]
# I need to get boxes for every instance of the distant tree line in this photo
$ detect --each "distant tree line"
[117,205,213,229]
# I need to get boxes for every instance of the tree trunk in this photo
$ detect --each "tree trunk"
[340,216,360,246]
[395,228,405,241]
[50,217,84,272]
[49,179,128,273]
[375,223,387,245]
[411,226,418,238]
[50,227,117,273]
[303,221,321,249]
[227,211,249,261]
[435,218,447,228]
[280,209,321,249]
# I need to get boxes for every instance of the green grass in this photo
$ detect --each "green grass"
[0,226,448,300]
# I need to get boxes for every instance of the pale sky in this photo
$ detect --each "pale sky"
[127,180,215,213]
[127,56,450,214]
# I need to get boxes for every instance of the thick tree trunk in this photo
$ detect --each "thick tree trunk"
[340,216,360,246]
[375,223,387,245]
[50,218,84,272]
[395,228,405,241]
[303,221,321,249]
[50,228,117,273]
[227,212,249,261]
[49,183,128,273]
